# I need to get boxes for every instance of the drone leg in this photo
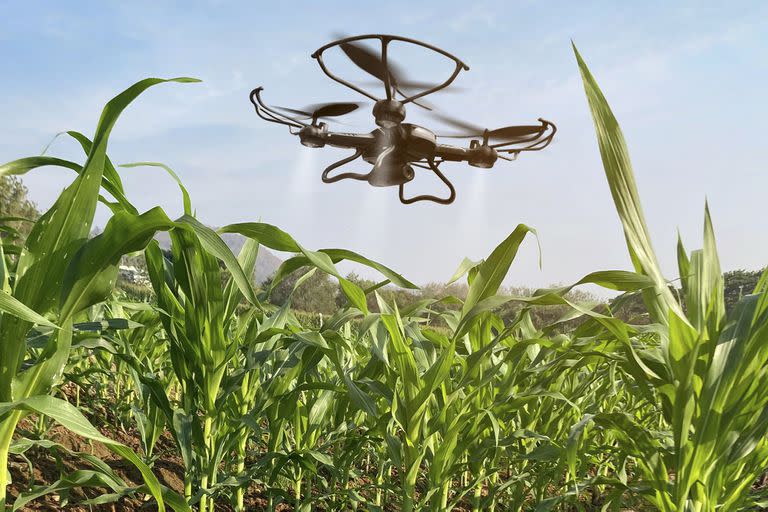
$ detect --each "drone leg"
[399,159,456,205]
[321,149,369,183]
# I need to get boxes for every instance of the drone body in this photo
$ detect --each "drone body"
[250,34,556,205]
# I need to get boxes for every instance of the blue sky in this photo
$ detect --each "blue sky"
[1,1,766,290]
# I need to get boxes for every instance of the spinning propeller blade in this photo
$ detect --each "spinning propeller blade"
[486,125,546,139]
[426,110,485,135]
[336,36,391,83]
[334,35,448,93]
[433,111,546,141]
[273,102,363,120]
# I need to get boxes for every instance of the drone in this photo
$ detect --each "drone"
[249,34,556,205]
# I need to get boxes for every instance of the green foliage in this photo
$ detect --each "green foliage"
[1,50,766,512]
[575,43,768,512]
[0,175,39,241]
[264,268,339,315]
[0,76,200,511]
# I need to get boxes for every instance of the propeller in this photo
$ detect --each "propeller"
[426,110,484,135]
[331,36,546,142]
[334,35,448,94]
[430,111,545,141]
[273,101,364,121]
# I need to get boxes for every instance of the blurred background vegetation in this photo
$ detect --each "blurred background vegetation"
[3,174,761,328]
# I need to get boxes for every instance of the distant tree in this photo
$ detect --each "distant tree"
[723,268,764,310]
[0,175,39,240]
[264,268,339,315]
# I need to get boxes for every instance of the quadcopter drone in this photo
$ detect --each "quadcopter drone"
[249,34,556,205]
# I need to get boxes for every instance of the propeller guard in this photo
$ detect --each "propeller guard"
[311,34,470,104]
[249,35,556,206]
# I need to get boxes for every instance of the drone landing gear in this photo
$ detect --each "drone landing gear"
[321,149,368,183]
[323,151,455,204]
[399,160,455,205]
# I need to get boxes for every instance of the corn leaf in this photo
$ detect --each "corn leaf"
[573,44,683,326]
[0,395,168,511]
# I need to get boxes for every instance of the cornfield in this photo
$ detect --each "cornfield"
[0,46,766,512]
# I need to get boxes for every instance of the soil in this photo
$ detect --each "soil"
[6,386,768,511]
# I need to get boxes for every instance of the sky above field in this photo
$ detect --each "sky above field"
[1,1,766,291]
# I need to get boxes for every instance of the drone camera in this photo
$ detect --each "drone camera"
[367,157,415,187]
[299,123,327,148]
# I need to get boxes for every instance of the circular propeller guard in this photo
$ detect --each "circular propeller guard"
[311,34,470,104]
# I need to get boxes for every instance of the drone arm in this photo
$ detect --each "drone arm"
[249,87,307,129]
[432,144,470,162]
[324,131,377,150]
[432,119,557,162]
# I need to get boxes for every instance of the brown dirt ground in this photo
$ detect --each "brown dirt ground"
[6,387,768,511]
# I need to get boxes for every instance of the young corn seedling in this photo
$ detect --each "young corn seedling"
[0,77,199,511]
[143,224,261,511]
[575,44,768,511]
[366,298,454,512]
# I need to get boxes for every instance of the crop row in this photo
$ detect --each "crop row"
[0,47,766,511]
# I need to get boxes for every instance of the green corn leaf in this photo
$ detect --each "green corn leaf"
[565,414,595,485]
[415,339,455,406]
[573,44,684,326]
[0,395,168,511]
[1,77,198,402]
[0,290,58,328]
[448,256,482,285]
[319,248,417,289]
[0,155,81,180]
[462,224,537,316]
[220,221,368,312]
[339,277,369,314]
[65,131,137,214]
[121,162,192,216]
[344,374,379,417]
[224,237,260,318]
[60,207,175,319]
[12,470,127,511]
[219,222,301,252]
[176,215,259,307]
[65,131,125,192]
[381,312,421,408]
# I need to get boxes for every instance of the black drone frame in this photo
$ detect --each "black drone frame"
[249,34,556,204]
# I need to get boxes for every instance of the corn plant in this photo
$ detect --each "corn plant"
[574,44,768,511]
[0,77,202,511]
[142,225,254,511]
[1,48,765,511]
